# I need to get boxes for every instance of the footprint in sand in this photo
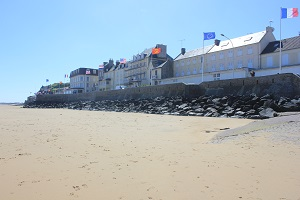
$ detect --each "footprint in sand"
[73,186,80,191]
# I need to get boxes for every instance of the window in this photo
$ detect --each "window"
[247,47,253,54]
[187,59,190,65]
[282,54,289,66]
[213,73,220,80]
[86,83,89,88]
[193,58,196,64]
[211,54,216,61]
[176,72,179,77]
[228,62,233,69]
[181,71,185,76]
[228,50,233,57]
[237,49,243,56]
[248,59,253,68]
[193,68,197,74]
[238,60,243,68]
[220,63,225,70]
[80,76,83,81]
[86,77,90,82]
[187,69,191,75]
[211,65,216,72]
[219,52,224,59]
[267,56,273,67]
[181,60,184,66]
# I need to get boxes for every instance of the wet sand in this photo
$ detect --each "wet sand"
[0,105,299,200]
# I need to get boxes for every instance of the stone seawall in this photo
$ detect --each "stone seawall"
[202,73,300,98]
[34,73,300,103]
[35,83,204,103]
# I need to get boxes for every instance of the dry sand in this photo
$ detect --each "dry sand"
[0,105,299,200]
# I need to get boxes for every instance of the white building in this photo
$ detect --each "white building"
[70,68,98,93]
[162,26,278,84]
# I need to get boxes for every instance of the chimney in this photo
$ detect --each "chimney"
[181,48,186,55]
[266,26,274,33]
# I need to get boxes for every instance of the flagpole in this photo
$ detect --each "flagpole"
[279,7,282,74]
[201,36,204,83]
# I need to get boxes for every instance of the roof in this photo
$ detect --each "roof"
[70,68,99,77]
[174,45,214,61]
[175,28,272,61]
[209,30,268,53]
[261,35,300,54]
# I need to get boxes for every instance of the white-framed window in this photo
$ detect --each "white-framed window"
[219,52,224,59]
[187,59,190,65]
[176,72,179,77]
[248,59,253,68]
[187,69,191,75]
[213,73,220,80]
[211,65,216,72]
[220,63,225,70]
[181,60,184,66]
[267,56,273,67]
[238,60,243,68]
[228,61,234,69]
[237,49,243,56]
[193,58,197,64]
[247,47,253,54]
[228,50,233,57]
[211,54,216,61]
[181,71,185,76]
[86,77,90,82]
[193,68,197,74]
[282,54,289,66]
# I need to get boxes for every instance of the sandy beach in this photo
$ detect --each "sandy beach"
[0,105,299,200]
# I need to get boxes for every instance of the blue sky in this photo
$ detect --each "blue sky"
[0,0,299,103]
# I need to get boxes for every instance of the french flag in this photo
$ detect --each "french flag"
[281,8,298,19]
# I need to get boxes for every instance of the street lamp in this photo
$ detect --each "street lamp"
[221,34,235,78]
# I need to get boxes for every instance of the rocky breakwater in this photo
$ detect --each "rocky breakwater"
[24,94,300,119]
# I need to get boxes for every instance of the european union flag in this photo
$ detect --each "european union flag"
[204,32,216,40]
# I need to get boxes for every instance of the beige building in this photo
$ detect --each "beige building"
[124,44,173,87]
[259,35,300,76]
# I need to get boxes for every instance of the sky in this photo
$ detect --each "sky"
[0,0,299,103]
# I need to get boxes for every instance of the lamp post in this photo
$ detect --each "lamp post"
[221,34,234,78]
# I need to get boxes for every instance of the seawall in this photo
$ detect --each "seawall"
[34,73,300,103]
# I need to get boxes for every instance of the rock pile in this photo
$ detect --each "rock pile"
[23,94,300,119]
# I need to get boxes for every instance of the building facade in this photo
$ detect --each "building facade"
[260,35,300,76]
[162,26,277,84]
[70,68,99,93]
[68,27,300,93]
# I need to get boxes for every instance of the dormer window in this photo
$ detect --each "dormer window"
[244,37,253,42]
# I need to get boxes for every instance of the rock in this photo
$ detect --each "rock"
[24,93,300,119]
[259,108,278,118]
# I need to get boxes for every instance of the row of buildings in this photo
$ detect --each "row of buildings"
[68,26,300,93]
